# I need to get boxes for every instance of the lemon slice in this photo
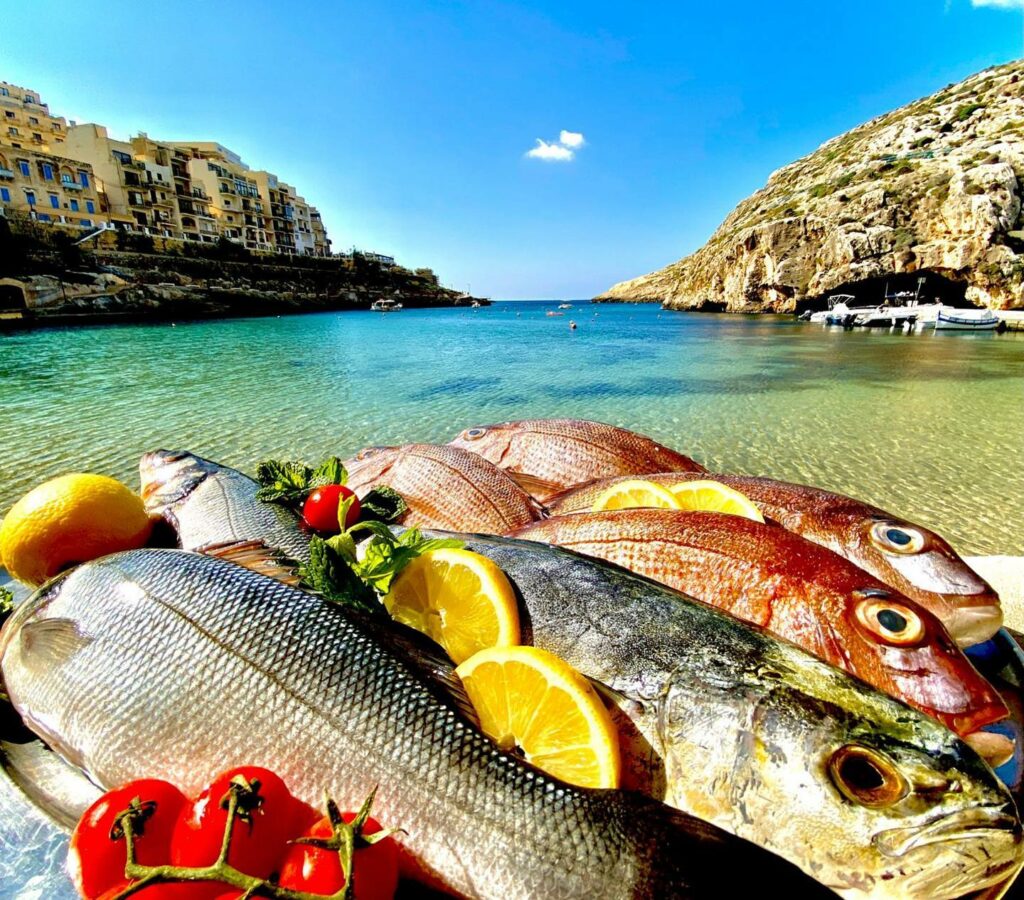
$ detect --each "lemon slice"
[668,479,765,522]
[590,479,682,512]
[383,548,520,664]
[456,645,620,789]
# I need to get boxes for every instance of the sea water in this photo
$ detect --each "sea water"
[1,301,1021,554]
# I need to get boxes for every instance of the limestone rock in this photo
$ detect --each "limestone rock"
[598,61,1024,311]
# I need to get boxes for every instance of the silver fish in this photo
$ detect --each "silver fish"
[0,549,833,899]
[436,531,1022,900]
[139,450,311,562]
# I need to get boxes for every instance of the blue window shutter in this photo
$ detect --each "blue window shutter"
[19,161,29,176]
[0,188,9,201]
[79,171,89,187]
[86,200,95,213]
[70,199,79,211]
[49,194,59,208]
[42,164,53,180]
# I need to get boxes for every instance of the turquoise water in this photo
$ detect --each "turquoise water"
[1,301,1022,555]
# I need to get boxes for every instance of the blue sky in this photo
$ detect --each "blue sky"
[3,1,1021,298]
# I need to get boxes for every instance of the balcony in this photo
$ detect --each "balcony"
[192,188,209,200]
[62,181,83,191]
[0,167,13,179]
[172,169,188,181]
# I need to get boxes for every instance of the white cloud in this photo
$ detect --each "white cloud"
[971,0,1024,7]
[559,130,585,148]
[525,130,587,162]
[526,138,576,161]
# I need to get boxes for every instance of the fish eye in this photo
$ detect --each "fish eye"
[870,522,925,555]
[463,427,487,441]
[854,594,925,646]
[356,447,381,460]
[829,745,908,808]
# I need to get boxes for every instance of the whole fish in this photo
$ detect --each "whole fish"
[435,531,1022,899]
[448,418,705,501]
[343,443,542,533]
[140,450,311,563]
[0,550,833,900]
[546,473,1002,646]
[124,459,1023,895]
[511,510,1009,744]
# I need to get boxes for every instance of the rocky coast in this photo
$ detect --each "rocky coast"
[597,60,1024,313]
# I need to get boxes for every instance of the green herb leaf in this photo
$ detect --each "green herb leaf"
[255,459,313,503]
[337,495,357,532]
[310,457,347,489]
[299,536,380,614]
[354,526,465,595]
[360,485,408,524]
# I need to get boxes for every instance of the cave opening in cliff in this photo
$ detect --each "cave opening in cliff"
[796,271,968,314]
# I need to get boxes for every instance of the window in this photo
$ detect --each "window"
[8,127,17,136]
[81,219,92,227]
[0,188,9,202]
[36,212,50,221]
[32,133,42,142]
[49,194,59,208]
[52,122,61,131]
[18,160,29,176]
[4,111,13,119]
[25,190,35,205]
[79,171,89,187]
[61,173,74,185]
[42,163,53,180]
[28,116,38,125]
[86,200,95,213]
[0,87,7,96]
[70,199,79,211]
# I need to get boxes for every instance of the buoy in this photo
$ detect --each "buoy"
[569,320,577,330]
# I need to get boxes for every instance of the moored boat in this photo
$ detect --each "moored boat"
[371,298,404,312]
[935,307,1000,331]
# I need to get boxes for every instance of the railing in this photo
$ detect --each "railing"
[62,181,83,191]
[0,167,13,179]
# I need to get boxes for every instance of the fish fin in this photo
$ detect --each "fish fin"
[587,676,630,708]
[507,470,563,503]
[17,618,93,673]
[198,540,302,586]
[373,619,480,728]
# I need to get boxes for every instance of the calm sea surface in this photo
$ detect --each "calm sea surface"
[1,301,1022,554]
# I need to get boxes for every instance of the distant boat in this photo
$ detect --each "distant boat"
[853,306,921,328]
[558,303,573,310]
[371,298,403,312]
[546,311,564,317]
[934,307,1000,331]
[470,300,482,308]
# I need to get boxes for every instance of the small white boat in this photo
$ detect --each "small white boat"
[853,306,921,328]
[558,303,573,310]
[934,307,1000,331]
[371,298,403,312]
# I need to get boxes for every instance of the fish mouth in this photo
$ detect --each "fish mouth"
[946,604,1004,647]
[873,806,1022,859]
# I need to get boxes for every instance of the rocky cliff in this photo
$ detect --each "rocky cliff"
[597,60,1024,312]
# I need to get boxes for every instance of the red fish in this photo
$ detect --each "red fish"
[546,473,1002,647]
[343,443,542,534]
[511,509,1009,746]
[448,418,705,502]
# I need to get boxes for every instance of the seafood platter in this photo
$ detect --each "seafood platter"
[1,418,1023,898]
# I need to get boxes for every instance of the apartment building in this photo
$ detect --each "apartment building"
[4,80,333,256]
[0,144,102,230]
[0,81,69,154]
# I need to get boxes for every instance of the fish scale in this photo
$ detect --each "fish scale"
[343,443,542,533]
[0,549,834,899]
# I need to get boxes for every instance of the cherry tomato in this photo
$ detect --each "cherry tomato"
[70,779,187,899]
[303,484,361,533]
[277,813,399,900]
[169,767,318,899]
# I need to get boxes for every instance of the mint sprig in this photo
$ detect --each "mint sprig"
[300,525,464,609]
